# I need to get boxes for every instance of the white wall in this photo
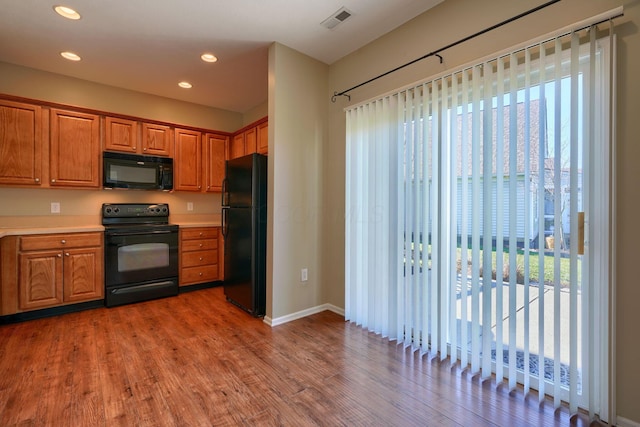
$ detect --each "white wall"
[0,62,239,223]
[0,61,242,132]
[0,187,219,220]
[267,43,328,319]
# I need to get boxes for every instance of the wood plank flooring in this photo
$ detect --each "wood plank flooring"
[0,287,598,426]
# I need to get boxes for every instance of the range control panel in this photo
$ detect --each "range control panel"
[102,203,170,219]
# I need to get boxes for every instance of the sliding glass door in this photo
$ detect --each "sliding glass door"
[345,27,613,417]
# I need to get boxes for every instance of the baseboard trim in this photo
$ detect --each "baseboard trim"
[617,416,640,427]
[263,303,345,327]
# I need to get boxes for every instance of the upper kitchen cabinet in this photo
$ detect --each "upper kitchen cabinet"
[104,116,138,153]
[229,132,245,160]
[204,133,227,192]
[105,118,172,157]
[141,123,172,157]
[244,127,257,155]
[0,100,43,186]
[257,121,268,155]
[50,109,100,188]
[228,118,267,160]
[174,128,202,191]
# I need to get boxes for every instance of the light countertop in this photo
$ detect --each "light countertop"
[0,214,221,238]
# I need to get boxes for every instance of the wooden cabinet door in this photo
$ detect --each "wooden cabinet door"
[63,247,104,302]
[0,100,43,186]
[229,133,245,160]
[19,250,64,310]
[174,128,202,191]
[104,116,138,153]
[204,133,227,192]
[257,121,268,155]
[244,127,257,155]
[142,123,172,157]
[50,109,100,188]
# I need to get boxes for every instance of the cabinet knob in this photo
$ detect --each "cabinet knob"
[65,252,70,257]
[199,243,203,248]
[199,232,203,236]
[142,147,146,151]
[51,179,56,183]
[35,178,40,182]
[199,272,203,276]
[57,253,62,258]
[61,239,66,244]
[133,146,137,150]
[198,185,201,189]
[199,257,203,261]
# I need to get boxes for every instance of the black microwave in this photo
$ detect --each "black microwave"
[103,151,173,190]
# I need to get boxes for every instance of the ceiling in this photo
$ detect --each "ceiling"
[0,0,443,113]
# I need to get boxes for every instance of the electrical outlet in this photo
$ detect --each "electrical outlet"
[301,268,308,282]
[187,202,194,211]
[50,202,60,214]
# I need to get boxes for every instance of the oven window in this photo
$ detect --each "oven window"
[118,243,170,272]
[109,164,156,184]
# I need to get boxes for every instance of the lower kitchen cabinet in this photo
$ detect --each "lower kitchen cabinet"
[17,232,104,311]
[179,227,221,286]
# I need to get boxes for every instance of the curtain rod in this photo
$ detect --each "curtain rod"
[331,0,562,103]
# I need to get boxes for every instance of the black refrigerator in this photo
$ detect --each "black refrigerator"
[221,153,267,316]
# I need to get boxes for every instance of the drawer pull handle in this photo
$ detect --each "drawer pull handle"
[199,243,203,247]
[199,257,203,261]
[61,239,66,244]
[199,272,203,276]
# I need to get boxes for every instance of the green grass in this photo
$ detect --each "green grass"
[410,241,578,287]
[457,248,578,287]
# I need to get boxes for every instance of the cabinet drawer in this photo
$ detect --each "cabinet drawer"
[181,249,218,268]
[182,238,217,252]
[181,228,218,240]
[20,232,102,251]
[181,265,218,284]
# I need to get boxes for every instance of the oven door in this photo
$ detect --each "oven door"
[104,226,178,287]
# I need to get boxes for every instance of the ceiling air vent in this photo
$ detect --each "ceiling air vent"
[321,7,353,30]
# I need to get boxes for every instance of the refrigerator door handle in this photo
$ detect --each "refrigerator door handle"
[221,177,229,207]
[221,207,228,238]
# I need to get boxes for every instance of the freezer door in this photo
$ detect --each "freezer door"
[225,155,254,207]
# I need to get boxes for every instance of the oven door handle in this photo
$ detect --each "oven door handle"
[106,230,175,237]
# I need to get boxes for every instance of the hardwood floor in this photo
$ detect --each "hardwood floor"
[0,287,598,426]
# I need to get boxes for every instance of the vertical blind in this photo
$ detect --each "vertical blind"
[345,23,614,417]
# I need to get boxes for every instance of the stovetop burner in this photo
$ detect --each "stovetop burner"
[102,203,171,226]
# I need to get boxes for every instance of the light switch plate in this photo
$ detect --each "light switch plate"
[51,202,60,214]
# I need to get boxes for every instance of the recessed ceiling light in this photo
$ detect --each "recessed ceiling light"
[178,81,193,89]
[54,5,81,20]
[201,53,218,63]
[60,51,81,61]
